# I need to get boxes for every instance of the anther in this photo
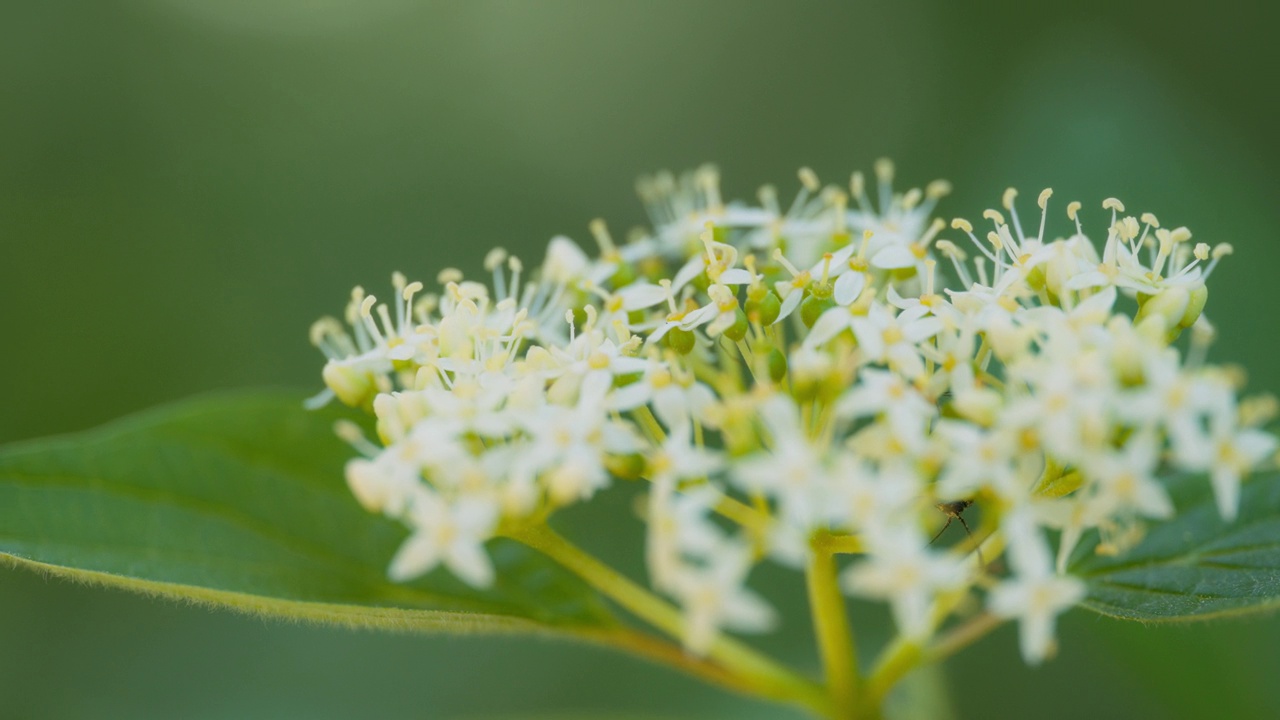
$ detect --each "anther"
[1002,187,1018,211]
[832,190,848,234]
[589,218,617,256]
[1037,188,1053,210]
[484,247,508,271]
[874,158,894,184]
[798,167,820,193]
[850,172,865,200]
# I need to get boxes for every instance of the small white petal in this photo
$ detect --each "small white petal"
[774,288,805,324]
[388,532,443,582]
[717,268,755,285]
[871,245,916,270]
[834,271,866,306]
[804,307,851,348]
[445,541,496,588]
[672,256,706,293]
[618,282,669,311]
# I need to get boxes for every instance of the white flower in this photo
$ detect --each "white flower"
[669,539,776,655]
[837,458,922,534]
[1179,417,1277,521]
[988,510,1086,664]
[933,420,1024,500]
[310,279,432,407]
[850,304,943,378]
[1080,433,1174,521]
[843,525,969,639]
[610,354,717,431]
[1118,349,1225,442]
[988,571,1086,665]
[546,322,647,404]
[837,369,936,454]
[733,394,837,529]
[388,489,500,587]
[1044,433,1174,570]
[519,396,642,504]
[542,235,598,285]
[667,283,743,338]
[345,445,422,517]
[647,475,725,591]
[314,165,1276,677]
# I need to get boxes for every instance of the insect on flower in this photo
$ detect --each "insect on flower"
[931,498,984,565]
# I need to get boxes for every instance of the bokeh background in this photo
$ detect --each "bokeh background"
[2,2,1278,718]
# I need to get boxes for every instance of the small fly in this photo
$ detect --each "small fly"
[930,499,984,566]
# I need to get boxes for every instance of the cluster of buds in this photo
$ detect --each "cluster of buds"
[311,162,1275,664]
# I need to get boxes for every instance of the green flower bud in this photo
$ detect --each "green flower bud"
[1180,285,1208,329]
[666,327,696,354]
[800,295,834,328]
[723,308,750,341]
[768,347,788,384]
[609,261,637,288]
[323,362,378,408]
[746,290,782,326]
[1135,286,1195,341]
[605,453,647,481]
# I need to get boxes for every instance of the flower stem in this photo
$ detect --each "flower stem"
[807,531,860,718]
[506,523,830,715]
[924,612,1003,664]
[866,637,923,710]
[865,613,1002,709]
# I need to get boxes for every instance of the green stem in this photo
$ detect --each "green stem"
[506,523,830,715]
[807,531,860,718]
[866,637,923,710]
[632,405,667,444]
[867,613,1003,709]
[924,612,1003,665]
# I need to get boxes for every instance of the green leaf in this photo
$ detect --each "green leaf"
[1072,473,1280,621]
[0,390,615,635]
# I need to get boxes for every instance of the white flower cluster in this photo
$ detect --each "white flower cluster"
[311,162,1276,664]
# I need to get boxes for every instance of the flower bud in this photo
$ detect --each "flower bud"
[768,347,788,384]
[606,453,647,480]
[724,308,750,341]
[745,289,782,326]
[1134,286,1190,329]
[955,387,1002,427]
[665,327,696,354]
[1180,285,1208,330]
[323,362,378,408]
[800,295,835,328]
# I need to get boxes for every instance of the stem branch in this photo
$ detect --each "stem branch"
[506,523,829,715]
[807,531,859,717]
[925,612,1003,664]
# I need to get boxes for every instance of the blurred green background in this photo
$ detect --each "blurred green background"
[2,2,1278,718]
